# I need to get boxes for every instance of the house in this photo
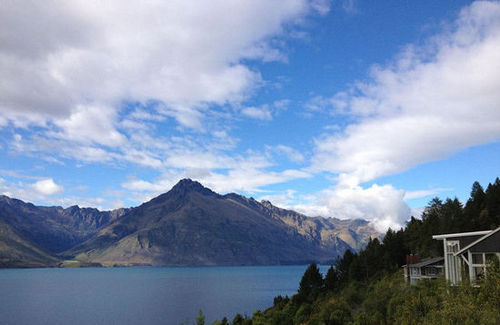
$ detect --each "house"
[402,255,444,285]
[432,226,500,285]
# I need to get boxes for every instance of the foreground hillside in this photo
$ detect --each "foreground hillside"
[213,177,500,324]
[0,179,378,267]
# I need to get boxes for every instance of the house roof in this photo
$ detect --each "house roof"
[454,226,500,256]
[405,257,444,268]
[432,230,492,240]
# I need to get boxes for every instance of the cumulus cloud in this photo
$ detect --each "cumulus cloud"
[32,178,63,195]
[293,184,410,232]
[0,177,64,203]
[303,1,500,230]
[0,0,322,130]
[50,105,126,147]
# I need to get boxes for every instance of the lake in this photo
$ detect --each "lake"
[0,265,329,325]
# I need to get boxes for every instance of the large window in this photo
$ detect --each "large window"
[470,252,498,282]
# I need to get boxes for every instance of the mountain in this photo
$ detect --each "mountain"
[0,195,128,266]
[67,179,379,266]
[0,179,380,267]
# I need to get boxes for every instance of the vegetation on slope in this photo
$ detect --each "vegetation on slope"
[208,177,500,324]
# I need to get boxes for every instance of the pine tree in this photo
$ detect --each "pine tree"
[325,265,339,292]
[297,263,324,301]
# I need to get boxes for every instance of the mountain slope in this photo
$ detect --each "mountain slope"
[0,218,59,267]
[0,179,380,267]
[68,179,379,266]
[0,195,127,255]
[258,200,376,252]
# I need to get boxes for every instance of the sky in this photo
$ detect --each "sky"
[1,0,500,232]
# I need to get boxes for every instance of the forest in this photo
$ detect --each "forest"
[207,178,500,324]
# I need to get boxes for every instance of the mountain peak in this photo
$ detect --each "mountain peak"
[172,178,203,190]
[169,178,218,197]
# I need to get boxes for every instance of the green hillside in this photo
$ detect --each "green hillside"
[211,177,500,324]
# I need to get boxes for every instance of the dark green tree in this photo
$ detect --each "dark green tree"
[464,181,486,229]
[325,265,339,292]
[382,228,408,270]
[336,249,356,285]
[297,263,324,302]
[483,178,500,228]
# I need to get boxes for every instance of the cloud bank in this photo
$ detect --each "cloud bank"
[0,0,323,129]
[302,1,500,229]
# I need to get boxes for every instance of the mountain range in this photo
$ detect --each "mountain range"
[0,179,379,267]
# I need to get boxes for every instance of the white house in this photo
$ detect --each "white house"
[432,226,500,285]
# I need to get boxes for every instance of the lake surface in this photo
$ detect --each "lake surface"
[0,265,329,325]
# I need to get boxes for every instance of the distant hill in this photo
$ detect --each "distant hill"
[0,179,379,267]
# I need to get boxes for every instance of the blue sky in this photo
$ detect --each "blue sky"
[1,0,500,231]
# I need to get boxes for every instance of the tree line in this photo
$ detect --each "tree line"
[199,178,500,324]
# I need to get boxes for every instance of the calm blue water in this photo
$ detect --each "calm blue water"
[0,265,329,325]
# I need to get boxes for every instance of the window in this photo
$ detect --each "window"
[472,253,483,264]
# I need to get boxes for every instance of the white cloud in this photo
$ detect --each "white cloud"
[293,183,411,232]
[303,1,500,230]
[200,168,310,193]
[122,160,311,196]
[242,106,273,120]
[0,175,125,209]
[0,0,327,195]
[268,145,305,163]
[242,99,290,121]
[1,176,64,202]
[32,178,63,195]
[258,189,297,207]
[0,116,6,128]
[0,0,324,130]
[311,1,500,185]
[51,105,126,147]
[404,188,453,200]
[311,0,331,15]
[410,207,425,219]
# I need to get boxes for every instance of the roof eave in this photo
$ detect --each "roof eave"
[432,230,492,240]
